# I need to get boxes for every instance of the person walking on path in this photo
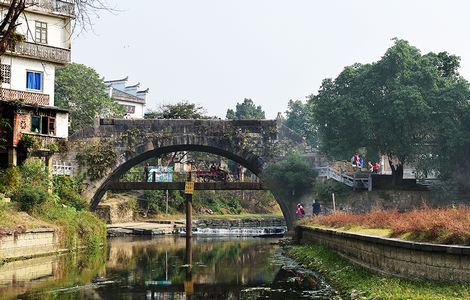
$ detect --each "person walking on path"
[296,204,303,218]
[312,199,321,215]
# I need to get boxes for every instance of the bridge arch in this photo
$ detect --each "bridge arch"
[90,143,296,229]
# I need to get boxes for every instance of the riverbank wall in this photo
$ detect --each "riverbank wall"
[320,189,431,215]
[0,228,58,261]
[296,226,470,282]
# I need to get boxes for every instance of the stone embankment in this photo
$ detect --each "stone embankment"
[296,226,470,282]
[0,228,58,261]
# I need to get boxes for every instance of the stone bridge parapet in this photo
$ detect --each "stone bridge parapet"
[66,118,305,229]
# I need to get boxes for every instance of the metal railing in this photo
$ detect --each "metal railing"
[120,170,260,184]
[8,41,71,65]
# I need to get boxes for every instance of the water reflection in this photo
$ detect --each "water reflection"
[1,236,334,300]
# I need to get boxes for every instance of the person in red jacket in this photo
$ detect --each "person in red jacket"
[373,162,380,173]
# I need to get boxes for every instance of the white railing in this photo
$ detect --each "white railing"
[316,166,372,191]
[53,161,74,176]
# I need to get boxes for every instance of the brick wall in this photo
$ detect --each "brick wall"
[297,226,470,282]
[12,113,31,146]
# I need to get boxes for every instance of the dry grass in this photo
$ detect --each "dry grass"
[0,208,53,236]
[301,208,470,245]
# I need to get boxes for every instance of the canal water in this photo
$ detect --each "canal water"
[1,236,336,300]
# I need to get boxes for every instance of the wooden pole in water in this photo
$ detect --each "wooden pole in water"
[185,193,193,237]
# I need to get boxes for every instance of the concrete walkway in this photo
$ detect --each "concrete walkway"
[107,221,185,236]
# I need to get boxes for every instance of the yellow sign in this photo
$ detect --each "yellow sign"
[185,181,194,194]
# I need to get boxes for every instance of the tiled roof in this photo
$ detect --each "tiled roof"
[112,88,145,104]
[104,76,128,83]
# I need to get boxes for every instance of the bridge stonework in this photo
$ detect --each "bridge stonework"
[67,118,304,230]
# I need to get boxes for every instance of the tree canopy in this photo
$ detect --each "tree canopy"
[226,98,266,120]
[145,101,210,119]
[309,39,470,182]
[284,100,317,146]
[262,153,317,201]
[55,63,125,134]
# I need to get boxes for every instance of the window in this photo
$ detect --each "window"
[26,71,42,91]
[35,21,47,44]
[31,116,40,133]
[1,64,11,84]
[127,105,136,114]
[30,115,55,135]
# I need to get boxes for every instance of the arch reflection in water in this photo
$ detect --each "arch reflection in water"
[11,236,333,299]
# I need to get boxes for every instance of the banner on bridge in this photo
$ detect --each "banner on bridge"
[147,166,173,182]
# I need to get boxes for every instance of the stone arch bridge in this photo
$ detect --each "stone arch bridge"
[67,118,304,229]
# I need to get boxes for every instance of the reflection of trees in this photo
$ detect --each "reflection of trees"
[6,237,281,299]
[105,237,279,288]
[6,249,107,300]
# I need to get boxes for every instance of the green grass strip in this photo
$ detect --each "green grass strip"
[287,244,470,300]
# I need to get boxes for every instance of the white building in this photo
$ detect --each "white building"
[105,77,148,119]
[0,0,73,167]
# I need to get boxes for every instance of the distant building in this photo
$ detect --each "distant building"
[105,77,148,119]
[0,1,73,167]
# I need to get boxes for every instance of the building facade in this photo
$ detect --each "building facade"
[0,0,73,167]
[105,77,148,119]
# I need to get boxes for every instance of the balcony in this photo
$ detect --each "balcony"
[21,132,65,153]
[1,88,50,106]
[8,41,71,65]
[0,0,74,17]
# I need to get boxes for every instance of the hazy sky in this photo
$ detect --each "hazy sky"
[73,0,470,119]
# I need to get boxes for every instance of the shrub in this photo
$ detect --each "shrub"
[16,186,48,212]
[35,199,106,251]
[60,188,88,210]
[47,142,60,153]
[0,167,20,195]
[18,134,36,149]
[20,158,49,190]
[303,208,470,245]
[76,139,118,181]
[53,176,87,210]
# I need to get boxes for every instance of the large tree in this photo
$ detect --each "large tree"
[310,39,470,184]
[145,101,210,119]
[284,99,317,146]
[55,63,125,134]
[226,98,265,120]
